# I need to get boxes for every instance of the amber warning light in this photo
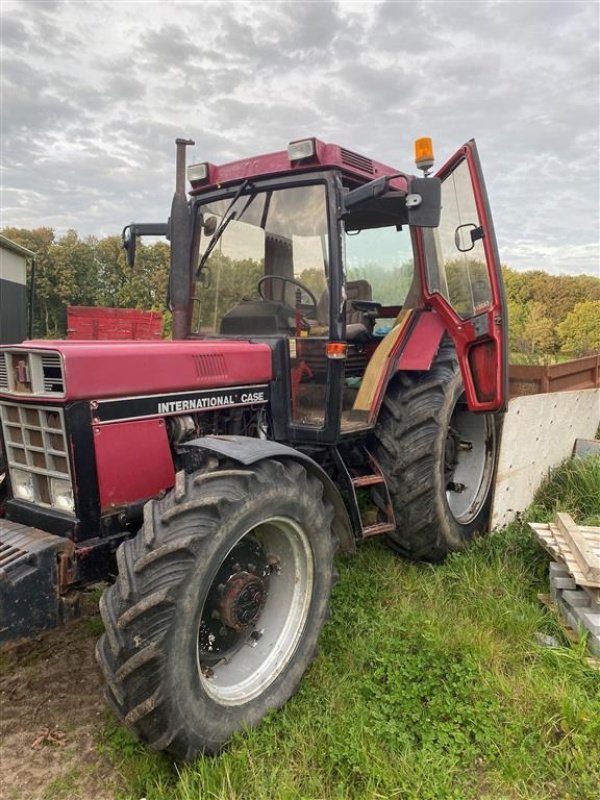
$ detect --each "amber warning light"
[415,137,434,175]
[326,342,347,359]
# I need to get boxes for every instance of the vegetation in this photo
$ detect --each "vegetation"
[3,228,598,362]
[503,267,600,362]
[96,456,600,800]
[2,227,170,339]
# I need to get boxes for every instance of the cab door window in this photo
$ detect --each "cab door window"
[424,158,493,318]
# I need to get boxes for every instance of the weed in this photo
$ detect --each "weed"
[529,454,600,525]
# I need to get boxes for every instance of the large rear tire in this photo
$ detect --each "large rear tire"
[96,459,334,760]
[373,340,499,562]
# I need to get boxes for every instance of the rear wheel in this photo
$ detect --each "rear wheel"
[373,340,498,562]
[96,459,335,759]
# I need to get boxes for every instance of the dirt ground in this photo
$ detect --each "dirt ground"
[0,592,122,800]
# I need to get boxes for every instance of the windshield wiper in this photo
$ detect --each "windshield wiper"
[196,180,255,275]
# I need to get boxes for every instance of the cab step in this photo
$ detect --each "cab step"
[351,473,385,488]
[362,522,397,538]
[333,445,396,541]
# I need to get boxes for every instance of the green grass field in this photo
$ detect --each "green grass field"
[97,456,600,800]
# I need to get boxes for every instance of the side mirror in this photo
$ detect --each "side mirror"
[203,215,218,236]
[406,177,441,228]
[454,223,484,252]
[122,225,136,268]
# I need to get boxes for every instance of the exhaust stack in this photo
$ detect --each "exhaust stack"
[170,138,195,340]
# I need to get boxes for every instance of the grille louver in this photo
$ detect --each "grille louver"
[0,356,8,391]
[194,353,228,380]
[340,148,375,174]
[41,354,64,394]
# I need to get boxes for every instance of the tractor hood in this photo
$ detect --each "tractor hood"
[0,339,273,402]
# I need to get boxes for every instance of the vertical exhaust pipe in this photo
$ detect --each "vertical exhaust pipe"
[170,138,195,340]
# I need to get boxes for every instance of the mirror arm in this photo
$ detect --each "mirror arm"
[124,222,169,239]
[342,173,406,213]
[122,222,169,268]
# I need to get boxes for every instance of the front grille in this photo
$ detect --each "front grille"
[0,402,72,511]
[340,148,375,174]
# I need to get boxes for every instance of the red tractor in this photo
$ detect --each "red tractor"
[0,136,507,759]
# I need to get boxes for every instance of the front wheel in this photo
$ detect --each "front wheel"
[373,340,500,562]
[96,459,335,759]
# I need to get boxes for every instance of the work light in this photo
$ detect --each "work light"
[288,138,316,162]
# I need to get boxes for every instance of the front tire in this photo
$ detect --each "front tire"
[96,459,334,759]
[373,340,499,562]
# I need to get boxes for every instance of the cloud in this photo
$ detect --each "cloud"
[0,0,598,275]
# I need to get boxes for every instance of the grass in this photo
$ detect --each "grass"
[99,456,600,800]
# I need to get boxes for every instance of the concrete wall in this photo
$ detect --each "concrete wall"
[492,388,600,528]
[0,245,27,344]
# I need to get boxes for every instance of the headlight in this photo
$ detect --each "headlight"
[50,478,75,513]
[12,469,35,502]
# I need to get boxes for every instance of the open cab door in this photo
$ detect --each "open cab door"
[421,139,508,412]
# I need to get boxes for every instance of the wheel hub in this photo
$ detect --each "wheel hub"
[219,571,267,631]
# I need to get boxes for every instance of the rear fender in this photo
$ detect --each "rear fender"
[183,435,355,553]
[394,309,446,373]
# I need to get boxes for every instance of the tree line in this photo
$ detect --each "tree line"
[2,227,599,361]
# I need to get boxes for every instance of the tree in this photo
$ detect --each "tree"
[520,302,557,360]
[557,301,600,357]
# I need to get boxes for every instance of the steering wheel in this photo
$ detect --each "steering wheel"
[256,275,318,317]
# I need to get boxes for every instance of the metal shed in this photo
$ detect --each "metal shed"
[0,235,34,344]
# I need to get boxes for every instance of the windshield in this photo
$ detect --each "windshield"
[191,183,329,336]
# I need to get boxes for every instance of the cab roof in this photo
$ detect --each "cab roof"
[188,138,411,196]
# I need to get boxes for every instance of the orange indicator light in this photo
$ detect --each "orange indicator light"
[326,342,347,359]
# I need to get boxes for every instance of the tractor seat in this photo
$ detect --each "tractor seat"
[346,281,381,341]
[346,322,372,343]
[316,279,379,341]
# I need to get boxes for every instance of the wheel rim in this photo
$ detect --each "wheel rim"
[445,399,495,525]
[197,516,314,706]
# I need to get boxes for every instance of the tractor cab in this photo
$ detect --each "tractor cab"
[125,136,507,446]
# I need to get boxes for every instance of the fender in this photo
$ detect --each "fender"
[352,309,447,425]
[183,435,355,553]
[394,309,446,373]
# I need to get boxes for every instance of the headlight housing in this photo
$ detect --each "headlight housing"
[50,478,75,514]
[11,469,35,502]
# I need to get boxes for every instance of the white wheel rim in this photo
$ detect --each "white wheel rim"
[445,403,496,525]
[197,516,314,706]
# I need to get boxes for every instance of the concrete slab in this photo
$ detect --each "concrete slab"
[492,389,600,528]
[551,576,577,591]
[549,561,571,578]
[573,438,600,458]
[562,589,592,608]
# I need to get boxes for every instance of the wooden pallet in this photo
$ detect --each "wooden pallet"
[530,513,600,603]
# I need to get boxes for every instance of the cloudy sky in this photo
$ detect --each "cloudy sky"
[1,0,598,275]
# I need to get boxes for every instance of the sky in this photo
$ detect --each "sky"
[1,0,599,276]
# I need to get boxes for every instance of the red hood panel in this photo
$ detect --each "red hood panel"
[12,340,273,400]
